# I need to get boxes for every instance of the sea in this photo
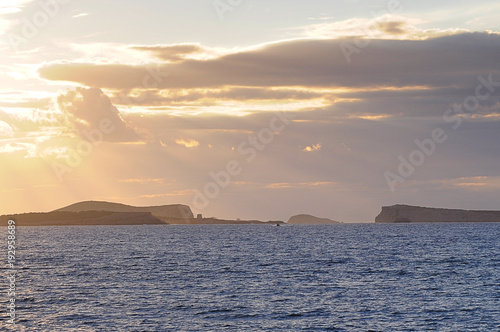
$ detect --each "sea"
[1,223,499,331]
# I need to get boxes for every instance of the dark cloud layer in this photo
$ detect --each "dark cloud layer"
[39,33,500,90]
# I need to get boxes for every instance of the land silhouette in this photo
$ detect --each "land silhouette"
[375,204,500,223]
[2,201,500,226]
[1,201,284,226]
[288,214,339,224]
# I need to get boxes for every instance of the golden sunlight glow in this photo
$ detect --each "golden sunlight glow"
[354,114,394,120]
[2,0,499,221]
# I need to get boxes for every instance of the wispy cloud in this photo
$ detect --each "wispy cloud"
[0,0,33,37]
[119,178,168,185]
[0,0,33,15]
[303,143,321,152]
[140,190,193,198]
[0,141,36,156]
[175,138,200,148]
[72,13,89,19]
[437,176,500,191]
[266,182,334,189]
[299,15,471,40]
[399,176,500,191]
[131,44,210,62]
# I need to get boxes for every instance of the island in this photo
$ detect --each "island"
[1,201,284,226]
[287,214,340,224]
[0,211,165,226]
[56,201,193,223]
[57,201,284,225]
[375,204,500,223]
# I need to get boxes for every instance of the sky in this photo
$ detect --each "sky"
[1,0,499,222]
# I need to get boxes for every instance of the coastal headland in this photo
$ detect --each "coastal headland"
[375,204,500,223]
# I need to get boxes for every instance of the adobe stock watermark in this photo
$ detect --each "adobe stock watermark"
[6,220,17,325]
[192,111,295,210]
[340,0,404,64]
[213,0,244,21]
[7,0,72,51]
[384,74,500,191]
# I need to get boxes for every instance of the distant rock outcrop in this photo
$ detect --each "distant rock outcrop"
[287,214,339,224]
[56,201,193,222]
[375,204,500,223]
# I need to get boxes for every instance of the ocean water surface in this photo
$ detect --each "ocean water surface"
[1,223,499,331]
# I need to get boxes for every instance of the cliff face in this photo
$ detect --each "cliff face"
[375,204,500,223]
[56,201,193,221]
[288,214,339,224]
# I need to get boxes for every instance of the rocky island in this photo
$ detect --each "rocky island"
[287,214,340,224]
[375,204,500,223]
[56,201,193,223]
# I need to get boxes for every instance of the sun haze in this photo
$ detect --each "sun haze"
[1,0,499,221]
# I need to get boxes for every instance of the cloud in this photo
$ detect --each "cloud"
[0,0,34,39]
[0,120,14,137]
[265,182,334,189]
[303,143,321,152]
[0,109,72,158]
[0,108,62,135]
[399,176,500,192]
[140,190,193,198]
[175,138,200,148]
[39,33,500,92]
[111,87,324,106]
[0,141,37,156]
[118,178,168,185]
[299,15,470,40]
[72,13,88,19]
[0,0,33,15]
[376,20,407,35]
[131,44,207,62]
[0,98,51,109]
[56,87,141,142]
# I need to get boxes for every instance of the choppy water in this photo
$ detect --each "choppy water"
[1,223,499,331]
